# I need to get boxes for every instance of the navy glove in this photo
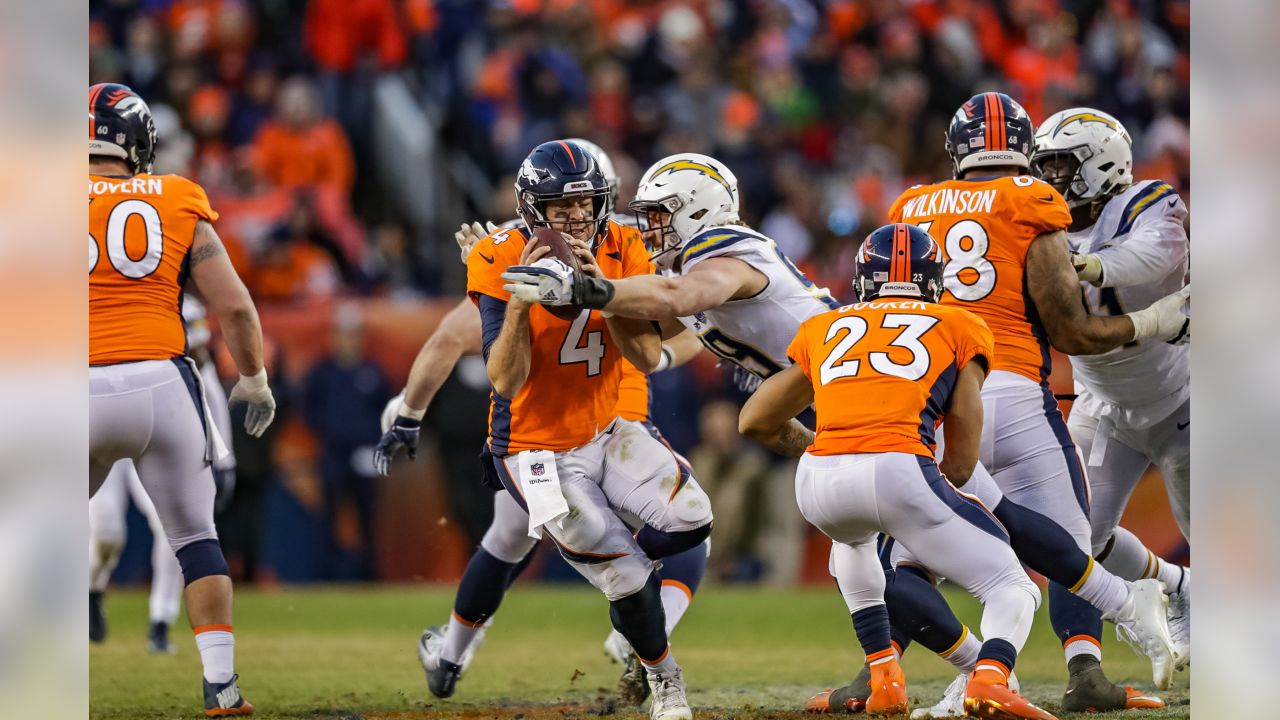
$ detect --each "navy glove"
[373,416,421,476]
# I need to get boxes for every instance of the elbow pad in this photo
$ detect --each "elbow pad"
[573,276,616,310]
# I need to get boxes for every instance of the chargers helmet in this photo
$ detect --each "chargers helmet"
[89,83,157,175]
[514,140,612,244]
[630,153,740,268]
[853,223,945,303]
[945,92,1034,177]
[1030,108,1133,208]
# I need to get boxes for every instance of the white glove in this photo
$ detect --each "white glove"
[455,220,499,265]
[1127,284,1190,344]
[1071,252,1104,284]
[228,369,276,438]
[501,258,577,305]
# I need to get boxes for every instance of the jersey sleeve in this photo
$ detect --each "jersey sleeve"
[466,228,524,304]
[679,228,762,270]
[886,190,909,223]
[1010,177,1071,235]
[174,176,219,223]
[1097,182,1187,288]
[950,309,995,375]
[786,321,814,381]
[619,226,654,278]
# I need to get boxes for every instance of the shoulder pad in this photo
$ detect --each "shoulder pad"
[1113,180,1179,238]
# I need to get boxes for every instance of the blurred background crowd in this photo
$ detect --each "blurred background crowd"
[89,0,1190,587]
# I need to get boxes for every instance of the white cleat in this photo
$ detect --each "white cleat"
[647,667,693,720]
[1167,568,1190,670]
[1109,579,1176,690]
[604,629,631,665]
[910,671,1020,718]
[420,620,487,674]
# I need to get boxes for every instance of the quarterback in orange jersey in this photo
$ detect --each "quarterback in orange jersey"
[878,92,1181,711]
[89,83,274,717]
[464,140,710,720]
[741,224,1054,720]
[372,141,708,708]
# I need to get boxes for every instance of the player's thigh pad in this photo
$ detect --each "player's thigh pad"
[1070,404,1152,553]
[601,420,712,533]
[1144,399,1191,540]
[481,487,538,563]
[794,452,884,546]
[90,362,174,493]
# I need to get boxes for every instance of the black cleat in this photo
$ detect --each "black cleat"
[618,653,651,705]
[148,621,176,654]
[203,673,254,716]
[89,592,107,644]
[1062,655,1164,711]
[805,664,870,713]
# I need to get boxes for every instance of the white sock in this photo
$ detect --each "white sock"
[1100,527,1184,592]
[660,581,692,636]
[1072,557,1130,616]
[442,613,483,665]
[940,626,982,673]
[1064,635,1102,663]
[194,627,235,683]
[640,644,679,676]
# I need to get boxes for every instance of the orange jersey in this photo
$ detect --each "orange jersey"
[787,298,994,457]
[467,221,654,454]
[616,361,650,422]
[90,173,218,365]
[888,175,1070,382]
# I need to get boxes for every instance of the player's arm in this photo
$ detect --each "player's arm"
[738,365,816,457]
[938,360,987,487]
[605,315,661,372]
[1027,230,1188,353]
[601,257,765,319]
[402,298,483,412]
[485,295,533,397]
[188,219,276,437]
[1091,202,1189,288]
[655,328,704,372]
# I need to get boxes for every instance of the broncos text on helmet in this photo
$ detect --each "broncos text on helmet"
[853,223,945,303]
[1031,107,1134,209]
[945,92,1034,178]
[89,83,157,175]
[630,153,740,269]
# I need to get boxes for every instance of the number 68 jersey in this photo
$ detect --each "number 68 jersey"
[787,298,994,457]
[90,173,218,365]
[889,175,1071,383]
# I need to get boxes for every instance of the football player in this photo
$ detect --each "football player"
[467,140,712,720]
[373,140,708,707]
[742,223,1054,720]
[90,297,236,654]
[1031,108,1191,666]
[90,83,275,717]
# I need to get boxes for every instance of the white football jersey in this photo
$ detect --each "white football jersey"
[674,224,839,386]
[1068,179,1189,429]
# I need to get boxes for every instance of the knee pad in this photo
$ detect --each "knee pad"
[668,478,713,529]
[555,503,610,554]
[175,538,229,585]
[580,553,652,601]
[480,516,537,565]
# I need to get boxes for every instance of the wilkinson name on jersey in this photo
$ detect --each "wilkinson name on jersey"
[89,177,164,196]
[899,188,997,219]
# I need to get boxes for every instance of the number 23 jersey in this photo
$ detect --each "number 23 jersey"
[788,298,994,457]
[889,176,1071,383]
[467,221,653,455]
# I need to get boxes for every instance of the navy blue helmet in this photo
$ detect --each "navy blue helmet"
[514,140,612,245]
[89,83,157,175]
[944,92,1034,178]
[853,223,944,303]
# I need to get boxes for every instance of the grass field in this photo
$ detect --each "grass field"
[89,584,1189,719]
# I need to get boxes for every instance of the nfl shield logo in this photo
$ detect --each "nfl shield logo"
[531,463,545,476]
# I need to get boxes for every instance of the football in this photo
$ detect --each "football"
[527,226,586,321]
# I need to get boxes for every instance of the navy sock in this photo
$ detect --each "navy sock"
[977,638,1018,671]
[884,565,965,655]
[504,549,536,590]
[851,605,893,657]
[636,523,711,560]
[454,548,516,625]
[609,573,668,662]
[993,499,1091,587]
[657,541,707,595]
[1048,581,1104,645]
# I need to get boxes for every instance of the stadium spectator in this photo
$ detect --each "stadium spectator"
[250,76,355,195]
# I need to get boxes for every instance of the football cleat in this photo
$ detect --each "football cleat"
[604,630,650,705]
[866,658,909,716]
[913,671,1022,719]
[420,621,485,674]
[148,621,176,654]
[1167,569,1190,670]
[1061,656,1164,712]
[89,592,107,644]
[1108,579,1176,689]
[203,674,253,717]
[964,668,1055,720]
[418,627,463,698]
[647,667,693,720]
[805,663,870,713]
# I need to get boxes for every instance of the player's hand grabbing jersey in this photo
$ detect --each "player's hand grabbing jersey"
[889,175,1070,382]
[90,173,218,365]
[787,298,994,457]
[467,221,653,454]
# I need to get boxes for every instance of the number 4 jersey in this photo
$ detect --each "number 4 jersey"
[90,173,218,365]
[889,175,1071,383]
[467,220,653,455]
[787,298,994,457]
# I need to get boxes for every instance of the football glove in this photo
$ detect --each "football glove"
[456,221,499,265]
[1128,284,1190,344]
[228,369,276,438]
[1070,252,1104,284]
[373,416,421,476]
[501,258,615,308]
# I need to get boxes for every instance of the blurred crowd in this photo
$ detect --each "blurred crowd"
[90,0,1190,583]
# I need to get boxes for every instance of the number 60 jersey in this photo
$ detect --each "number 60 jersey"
[889,175,1071,383]
[90,173,218,365]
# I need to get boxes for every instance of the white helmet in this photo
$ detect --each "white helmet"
[182,294,211,350]
[1031,108,1133,208]
[565,138,618,204]
[630,153,740,267]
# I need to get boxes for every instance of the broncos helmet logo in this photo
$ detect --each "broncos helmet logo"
[649,159,733,194]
